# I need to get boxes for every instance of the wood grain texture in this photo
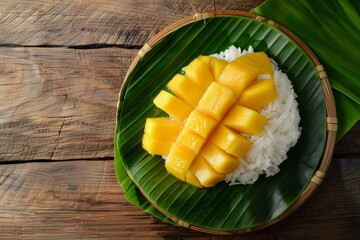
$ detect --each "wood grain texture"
[0,0,264,47]
[0,47,135,162]
[334,122,360,155]
[0,158,358,239]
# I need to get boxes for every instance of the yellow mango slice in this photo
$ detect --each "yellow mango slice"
[184,58,214,90]
[223,105,267,135]
[238,79,277,110]
[167,74,204,106]
[142,134,172,156]
[188,156,225,188]
[176,128,205,154]
[217,61,259,98]
[144,118,181,141]
[153,90,193,123]
[185,171,203,188]
[233,52,273,76]
[166,143,197,172]
[184,109,218,138]
[200,142,240,174]
[210,57,227,79]
[198,82,236,121]
[198,55,212,65]
[210,125,252,159]
[165,163,186,181]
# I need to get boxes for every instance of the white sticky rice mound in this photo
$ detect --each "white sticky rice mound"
[212,46,301,185]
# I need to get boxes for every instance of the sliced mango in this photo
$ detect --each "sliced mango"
[238,79,277,110]
[198,55,212,65]
[153,90,193,123]
[165,143,197,180]
[233,52,273,76]
[198,82,236,121]
[176,128,205,154]
[144,118,181,141]
[201,142,240,174]
[188,156,225,188]
[223,105,267,135]
[217,61,259,98]
[184,109,217,138]
[184,58,214,90]
[165,163,186,181]
[210,125,252,159]
[167,74,204,106]
[142,134,172,156]
[185,171,203,188]
[210,57,227,79]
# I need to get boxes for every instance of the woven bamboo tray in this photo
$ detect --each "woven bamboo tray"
[116,10,337,235]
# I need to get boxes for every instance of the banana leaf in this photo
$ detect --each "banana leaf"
[114,139,172,223]
[115,14,329,232]
[253,0,360,140]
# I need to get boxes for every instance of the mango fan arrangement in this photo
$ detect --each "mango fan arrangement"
[142,52,277,188]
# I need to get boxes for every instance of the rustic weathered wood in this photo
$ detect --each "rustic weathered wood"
[0,158,358,239]
[0,0,264,47]
[0,47,135,162]
[334,123,360,155]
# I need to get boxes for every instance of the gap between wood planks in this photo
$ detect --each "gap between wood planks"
[1,154,358,166]
[0,157,114,166]
[0,43,142,49]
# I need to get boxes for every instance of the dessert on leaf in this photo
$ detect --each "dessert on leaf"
[142,48,301,188]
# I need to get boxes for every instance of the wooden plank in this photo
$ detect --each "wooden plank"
[0,158,358,239]
[0,47,135,161]
[0,0,264,47]
[334,122,360,155]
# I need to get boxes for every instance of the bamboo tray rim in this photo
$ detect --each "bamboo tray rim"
[118,10,337,235]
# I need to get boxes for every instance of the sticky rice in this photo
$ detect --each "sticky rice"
[212,46,301,185]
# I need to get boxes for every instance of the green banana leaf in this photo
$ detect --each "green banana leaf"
[115,14,328,232]
[114,138,172,223]
[253,0,360,140]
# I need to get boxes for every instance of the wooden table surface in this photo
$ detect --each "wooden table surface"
[0,0,359,239]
